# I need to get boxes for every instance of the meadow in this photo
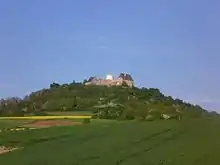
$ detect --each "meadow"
[0,118,220,165]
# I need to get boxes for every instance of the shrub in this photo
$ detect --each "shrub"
[83,118,91,124]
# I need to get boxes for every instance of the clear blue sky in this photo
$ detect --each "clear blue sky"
[0,0,219,111]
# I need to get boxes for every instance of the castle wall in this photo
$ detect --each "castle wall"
[123,80,134,87]
[85,74,134,87]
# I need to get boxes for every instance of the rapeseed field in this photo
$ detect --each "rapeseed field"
[0,115,92,120]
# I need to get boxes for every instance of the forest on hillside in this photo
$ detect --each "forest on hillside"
[0,81,218,120]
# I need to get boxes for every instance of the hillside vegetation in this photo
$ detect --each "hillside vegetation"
[0,82,218,119]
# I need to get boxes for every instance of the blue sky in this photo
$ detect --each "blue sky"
[0,0,219,111]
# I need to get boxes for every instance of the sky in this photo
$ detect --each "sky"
[0,0,220,111]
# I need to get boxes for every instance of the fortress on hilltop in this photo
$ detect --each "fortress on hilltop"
[85,73,134,88]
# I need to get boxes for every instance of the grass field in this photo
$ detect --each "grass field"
[0,118,220,165]
[0,120,33,129]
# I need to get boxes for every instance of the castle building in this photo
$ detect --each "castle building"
[85,73,134,88]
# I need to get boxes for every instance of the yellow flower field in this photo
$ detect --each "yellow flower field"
[0,115,92,120]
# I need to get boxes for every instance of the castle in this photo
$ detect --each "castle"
[85,73,134,88]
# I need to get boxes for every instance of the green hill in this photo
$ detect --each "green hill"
[0,81,218,119]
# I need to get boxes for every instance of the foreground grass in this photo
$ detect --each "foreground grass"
[0,118,220,165]
[0,120,33,129]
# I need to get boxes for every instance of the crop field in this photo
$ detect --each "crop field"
[0,118,220,165]
[0,115,92,120]
[0,120,33,129]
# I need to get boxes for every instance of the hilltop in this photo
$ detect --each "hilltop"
[0,76,218,119]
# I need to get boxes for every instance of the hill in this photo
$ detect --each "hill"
[0,81,218,119]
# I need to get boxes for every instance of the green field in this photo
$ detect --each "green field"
[0,118,220,165]
[0,120,33,129]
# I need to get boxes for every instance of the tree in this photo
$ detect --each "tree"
[83,79,88,84]
[50,82,60,88]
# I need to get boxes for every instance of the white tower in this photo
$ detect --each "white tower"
[106,74,113,80]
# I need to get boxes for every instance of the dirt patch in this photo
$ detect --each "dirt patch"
[0,146,18,155]
[23,120,82,128]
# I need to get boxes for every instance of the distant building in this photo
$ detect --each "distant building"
[85,73,134,88]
